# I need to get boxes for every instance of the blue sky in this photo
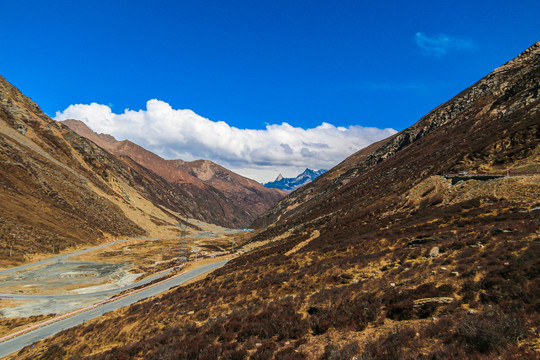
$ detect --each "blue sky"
[1,1,538,181]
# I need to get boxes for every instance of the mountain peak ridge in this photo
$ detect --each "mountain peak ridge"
[264,168,326,193]
[61,119,286,227]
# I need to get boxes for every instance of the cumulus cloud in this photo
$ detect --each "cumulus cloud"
[415,32,476,57]
[55,100,396,182]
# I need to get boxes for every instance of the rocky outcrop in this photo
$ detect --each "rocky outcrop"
[365,41,540,169]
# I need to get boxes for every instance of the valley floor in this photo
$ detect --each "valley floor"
[0,220,253,347]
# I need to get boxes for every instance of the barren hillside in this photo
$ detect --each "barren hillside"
[0,76,198,268]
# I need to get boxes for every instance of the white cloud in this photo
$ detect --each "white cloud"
[55,100,396,182]
[415,32,476,57]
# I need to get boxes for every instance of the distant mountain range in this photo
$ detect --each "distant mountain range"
[263,168,326,193]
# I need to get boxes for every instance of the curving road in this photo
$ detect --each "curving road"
[0,260,228,358]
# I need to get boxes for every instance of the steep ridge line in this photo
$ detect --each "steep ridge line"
[254,41,540,231]
[62,119,286,228]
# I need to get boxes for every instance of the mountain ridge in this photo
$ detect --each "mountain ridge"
[254,41,540,229]
[0,75,195,267]
[264,168,327,193]
[62,119,286,227]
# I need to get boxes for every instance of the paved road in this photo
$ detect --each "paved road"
[0,260,228,358]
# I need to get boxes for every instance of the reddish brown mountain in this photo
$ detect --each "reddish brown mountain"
[0,72,282,270]
[173,159,285,219]
[62,119,285,227]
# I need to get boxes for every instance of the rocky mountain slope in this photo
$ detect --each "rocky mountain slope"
[62,120,285,228]
[264,168,327,193]
[0,75,203,268]
[173,159,286,218]
[17,43,540,359]
[254,41,540,229]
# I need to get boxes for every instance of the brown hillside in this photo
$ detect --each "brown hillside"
[16,43,540,359]
[0,75,198,268]
[254,41,540,229]
[62,120,285,228]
